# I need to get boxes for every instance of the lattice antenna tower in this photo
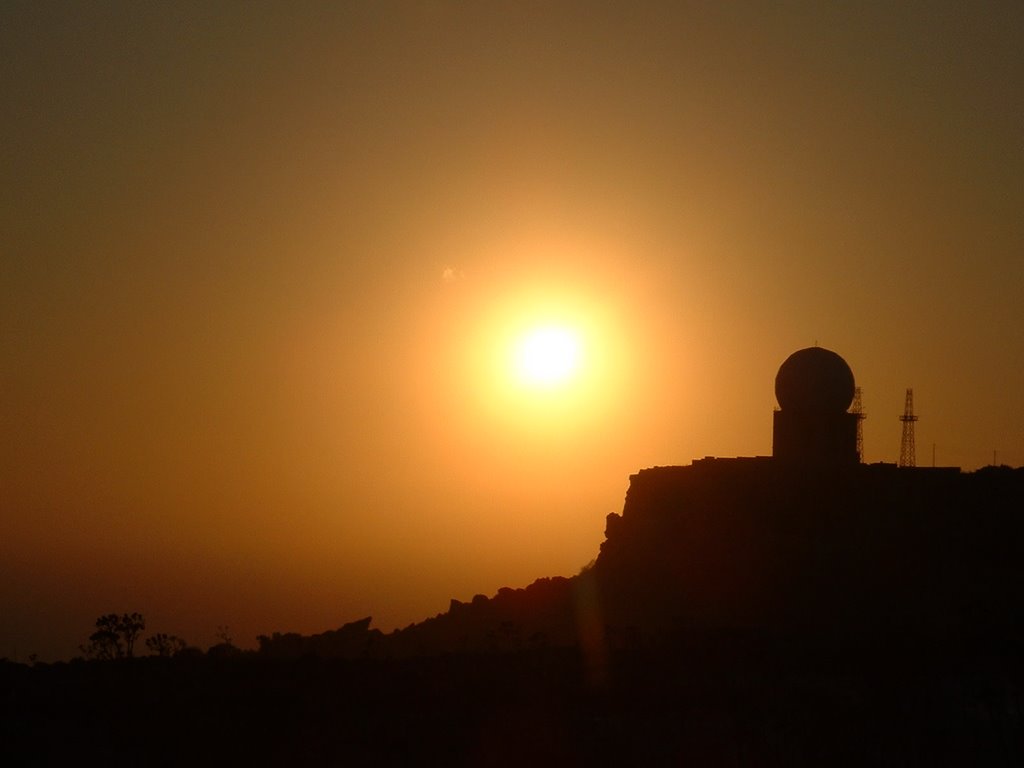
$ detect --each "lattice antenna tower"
[898,388,918,467]
[850,386,866,462]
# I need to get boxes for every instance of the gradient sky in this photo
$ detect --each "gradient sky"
[3,1,1023,661]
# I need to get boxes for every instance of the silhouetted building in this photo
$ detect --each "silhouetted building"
[772,346,859,464]
[590,349,1024,642]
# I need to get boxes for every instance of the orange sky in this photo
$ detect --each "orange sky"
[3,2,1023,661]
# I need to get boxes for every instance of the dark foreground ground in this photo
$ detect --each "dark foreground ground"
[3,637,1022,767]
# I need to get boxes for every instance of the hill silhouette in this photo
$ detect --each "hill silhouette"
[252,459,1024,663]
[5,459,1023,765]
[4,347,1024,764]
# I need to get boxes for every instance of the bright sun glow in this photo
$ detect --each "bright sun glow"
[515,326,582,387]
[436,252,634,441]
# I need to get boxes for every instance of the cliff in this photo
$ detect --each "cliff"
[595,458,1024,646]
[261,459,1024,658]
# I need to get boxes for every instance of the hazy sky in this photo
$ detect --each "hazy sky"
[4,1,1023,660]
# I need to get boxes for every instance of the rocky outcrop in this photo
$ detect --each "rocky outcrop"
[594,459,1024,644]
[259,460,1024,658]
[257,616,385,659]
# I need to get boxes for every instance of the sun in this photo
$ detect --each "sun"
[439,270,631,437]
[514,325,582,388]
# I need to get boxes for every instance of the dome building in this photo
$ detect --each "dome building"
[772,347,859,464]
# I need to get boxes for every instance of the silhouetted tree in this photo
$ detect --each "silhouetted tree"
[119,612,145,657]
[145,633,187,658]
[81,615,121,660]
[207,624,241,658]
[80,613,146,659]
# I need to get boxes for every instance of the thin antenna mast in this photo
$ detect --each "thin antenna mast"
[898,388,918,467]
[850,386,866,462]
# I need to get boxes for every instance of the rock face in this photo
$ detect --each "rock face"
[594,458,1024,645]
[385,577,581,657]
[257,617,385,659]
[262,459,1024,659]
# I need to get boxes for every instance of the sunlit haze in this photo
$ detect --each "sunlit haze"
[3,2,1022,661]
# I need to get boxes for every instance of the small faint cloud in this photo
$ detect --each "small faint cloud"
[441,265,465,283]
